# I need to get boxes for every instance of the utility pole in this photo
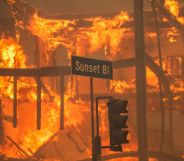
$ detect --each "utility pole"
[134,0,149,161]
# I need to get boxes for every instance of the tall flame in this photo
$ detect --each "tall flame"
[0,38,26,98]
[0,38,86,158]
[2,1,184,159]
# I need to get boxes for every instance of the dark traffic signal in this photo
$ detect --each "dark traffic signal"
[107,99,129,152]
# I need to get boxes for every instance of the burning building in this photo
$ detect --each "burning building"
[0,0,183,161]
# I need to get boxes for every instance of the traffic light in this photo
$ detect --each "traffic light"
[107,99,129,152]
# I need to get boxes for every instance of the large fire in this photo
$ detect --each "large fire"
[0,4,134,159]
[0,38,86,158]
[0,38,26,99]
[110,65,184,100]
[0,0,183,160]
[28,12,131,57]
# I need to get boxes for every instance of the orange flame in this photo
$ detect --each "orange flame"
[28,12,131,57]
[0,38,26,98]
[3,1,184,159]
[0,38,86,158]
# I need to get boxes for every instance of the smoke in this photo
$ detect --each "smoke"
[24,0,134,15]
[0,0,12,18]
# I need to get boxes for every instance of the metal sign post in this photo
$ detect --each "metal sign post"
[90,77,96,161]
[71,55,113,161]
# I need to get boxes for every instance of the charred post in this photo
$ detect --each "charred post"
[60,75,65,130]
[13,76,17,128]
[134,0,148,161]
[36,76,41,130]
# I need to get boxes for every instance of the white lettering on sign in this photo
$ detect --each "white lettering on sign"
[75,61,101,74]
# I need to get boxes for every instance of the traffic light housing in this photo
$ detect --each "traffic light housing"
[107,99,129,152]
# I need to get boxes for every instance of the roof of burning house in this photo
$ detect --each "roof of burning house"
[0,0,151,19]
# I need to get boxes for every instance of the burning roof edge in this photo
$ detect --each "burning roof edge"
[5,0,184,33]
[6,0,153,20]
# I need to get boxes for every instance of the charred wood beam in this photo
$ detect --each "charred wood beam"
[60,76,65,130]
[36,77,41,130]
[33,131,60,158]
[0,66,71,77]
[33,66,71,76]
[40,81,54,101]
[0,58,135,77]
[13,76,17,128]
[0,68,40,77]
[6,136,30,158]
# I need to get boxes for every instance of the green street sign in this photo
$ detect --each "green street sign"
[71,56,113,79]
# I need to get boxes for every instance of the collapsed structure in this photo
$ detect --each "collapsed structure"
[0,0,183,160]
